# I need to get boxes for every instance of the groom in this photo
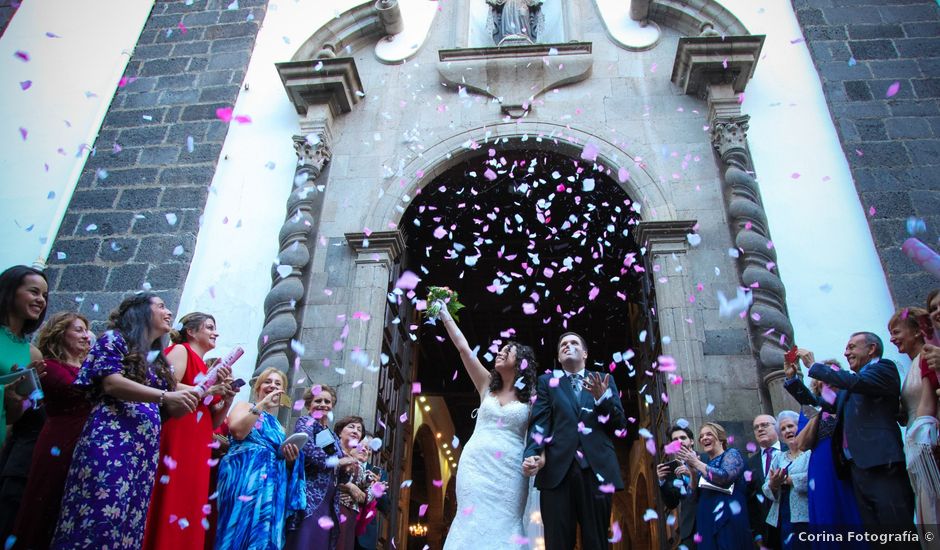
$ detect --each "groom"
[522,332,627,549]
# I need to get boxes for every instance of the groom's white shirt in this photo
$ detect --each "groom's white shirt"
[567,367,612,405]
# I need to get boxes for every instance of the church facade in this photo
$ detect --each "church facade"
[1,0,936,547]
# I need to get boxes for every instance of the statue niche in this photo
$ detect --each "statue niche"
[486,0,544,45]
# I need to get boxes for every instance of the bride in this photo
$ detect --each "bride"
[437,305,539,549]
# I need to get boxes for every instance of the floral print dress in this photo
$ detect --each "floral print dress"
[51,330,169,549]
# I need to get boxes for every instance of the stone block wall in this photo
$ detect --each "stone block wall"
[793,0,940,307]
[44,0,267,329]
[0,0,19,38]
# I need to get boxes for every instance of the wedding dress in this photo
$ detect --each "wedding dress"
[443,393,535,549]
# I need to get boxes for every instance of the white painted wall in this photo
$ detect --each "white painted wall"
[0,0,154,268]
[173,0,367,395]
[718,0,905,371]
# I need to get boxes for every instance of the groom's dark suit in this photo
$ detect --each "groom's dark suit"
[525,369,627,549]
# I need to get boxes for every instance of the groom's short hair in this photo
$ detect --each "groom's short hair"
[557,331,588,352]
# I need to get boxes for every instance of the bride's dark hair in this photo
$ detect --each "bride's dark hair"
[488,340,538,402]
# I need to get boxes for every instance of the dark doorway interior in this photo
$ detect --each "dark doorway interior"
[397,145,655,544]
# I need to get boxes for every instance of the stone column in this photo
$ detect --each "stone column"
[255,120,333,384]
[255,57,364,411]
[343,230,405,427]
[672,35,796,413]
[635,220,708,429]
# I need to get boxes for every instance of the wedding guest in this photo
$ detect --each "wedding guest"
[923,290,940,374]
[51,293,200,548]
[143,312,235,550]
[335,416,374,550]
[762,411,810,549]
[355,436,389,550]
[791,334,915,535]
[214,367,305,550]
[911,290,940,548]
[0,266,47,445]
[894,307,929,429]
[657,424,697,549]
[784,359,865,550]
[285,384,352,550]
[746,414,783,550]
[677,422,751,550]
[0,267,48,542]
[10,313,91,550]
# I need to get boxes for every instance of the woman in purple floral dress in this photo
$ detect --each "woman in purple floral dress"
[51,294,199,550]
[285,384,352,550]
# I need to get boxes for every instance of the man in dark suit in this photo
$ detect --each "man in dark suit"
[522,332,628,550]
[657,424,697,549]
[784,331,915,531]
[745,414,783,550]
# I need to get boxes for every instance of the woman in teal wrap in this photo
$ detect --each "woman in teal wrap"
[215,367,305,549]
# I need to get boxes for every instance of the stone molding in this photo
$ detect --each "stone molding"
[635,220,697,254]
[670,35,765,98]
[437,42,593,118]
[276,57,365,118]
[345,230,406,267]
[649,0,749,38]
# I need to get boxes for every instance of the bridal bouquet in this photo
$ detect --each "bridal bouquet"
[425,286,464,322]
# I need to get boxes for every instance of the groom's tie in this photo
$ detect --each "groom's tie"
[569,373,584,395]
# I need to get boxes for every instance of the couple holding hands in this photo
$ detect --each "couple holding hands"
[435,305,627,550]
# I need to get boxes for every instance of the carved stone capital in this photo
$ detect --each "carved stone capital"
[346,230,405,265]
[277,57,364,118]
[292,133,333,177]
[711,115,750,158]
[635,220,697,255]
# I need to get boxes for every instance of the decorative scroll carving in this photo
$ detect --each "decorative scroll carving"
[254,129,333,381]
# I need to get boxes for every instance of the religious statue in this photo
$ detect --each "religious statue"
[486,0,544,45]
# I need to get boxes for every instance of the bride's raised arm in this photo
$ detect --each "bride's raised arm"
[438,305,490,395]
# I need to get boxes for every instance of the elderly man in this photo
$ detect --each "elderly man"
[784,332,915,533]
[746,413,783,549]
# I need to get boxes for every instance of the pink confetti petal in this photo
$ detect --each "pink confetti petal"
[14,50,29,62]
[318,516,334,530]
[18,127,27,141]
[19,80,31,90]
[419,504,428,517]
[215,107,233,122]
[664,439,683,454]
[395,270,421,290]
[886,81,900,98]
[581,142,599,162]
[483,168,497,181]
[609,521,622,543]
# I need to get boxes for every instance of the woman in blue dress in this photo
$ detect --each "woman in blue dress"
[677,421,751,550]
[51,293,200,549]
[785,360,866,550]
[215,367,305,549]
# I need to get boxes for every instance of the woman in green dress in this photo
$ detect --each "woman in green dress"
[0,265,48,446]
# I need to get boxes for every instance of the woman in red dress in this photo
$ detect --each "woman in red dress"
[143,312,236,550]
[10,312,91,550]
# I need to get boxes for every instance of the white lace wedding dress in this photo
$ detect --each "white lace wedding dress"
[443,392,538,549]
